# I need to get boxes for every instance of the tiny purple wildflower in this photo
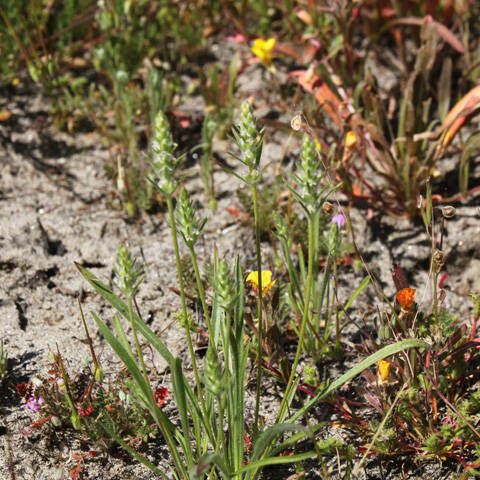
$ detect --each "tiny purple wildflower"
[331,213,346,229]
[26,395,43,413]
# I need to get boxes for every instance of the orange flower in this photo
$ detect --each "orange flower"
[396,287,416,311]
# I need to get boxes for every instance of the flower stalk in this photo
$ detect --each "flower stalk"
[231,101,265,435]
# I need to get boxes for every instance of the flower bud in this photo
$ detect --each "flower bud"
[322,201,334,215]
[290,114,303,131]
[433,249,444,271]
[441,206,456,219]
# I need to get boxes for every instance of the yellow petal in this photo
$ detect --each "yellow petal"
[345,130,357,149]
[246,271,260,287]
[377,360,390,382]
[264,38,276,51]
[246,270,276,295]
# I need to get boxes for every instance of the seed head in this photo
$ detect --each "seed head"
[204,347,224,396]
[114,245,145,297]
[232,101,263,184]
[215,259,235,310]
[296,134,324,214]
[273,212,288,242]
[151,112,180,196]
[175,188,207,247]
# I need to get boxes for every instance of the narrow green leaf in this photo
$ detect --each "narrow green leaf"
[338,276,370,321]
[112,315,136,364]
[241,451,316,474]
[76,263,175,366]
[172,357,193,466]
[93,312,150,402]
[289,338,428,423]
[251,424,304,462]
[100,418,169,479]
[459,132,480,194]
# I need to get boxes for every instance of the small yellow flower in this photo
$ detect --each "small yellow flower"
[246,270,276,295]
[345,130,357,149]
[11,77,20,87]
[251,38,276,67]
[377,359,391,383]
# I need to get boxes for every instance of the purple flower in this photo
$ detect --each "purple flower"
[26,395,43,413]
[331,213,346,229]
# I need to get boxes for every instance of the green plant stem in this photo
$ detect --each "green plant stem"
[277,216,315,422]
[188,244,213,341]
[166,195,206,415]
[127,295,148,382]
[332,260,341,351]
[127,296,186,474]
[252,186,263,436]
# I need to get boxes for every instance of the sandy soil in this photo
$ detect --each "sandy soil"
[1,80,479,479]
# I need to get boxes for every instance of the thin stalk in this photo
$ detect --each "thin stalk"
[127,295,148,382]
[166,196,207,417]
[215,395,227,470]
[128,296,187,477]
[188,244,214,341]
[277,217,315,422]
[252,186,263,436]
[332,261,341,351]
[431,218,439,320]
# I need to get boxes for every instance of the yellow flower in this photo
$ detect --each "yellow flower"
[345,130,357,149]
[251,38,276,67]
[377,359,390,383]
[246,270,276,295]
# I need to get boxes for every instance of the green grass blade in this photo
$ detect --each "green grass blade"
[338,276,370,321]
[251,424,304,462]
[241,451,316,475]
[289,338,428,423]
[93,312,150,402]
[172,357,194,466]
[111,314,136,364]
[100,417,170,479]
[77,263,175,365]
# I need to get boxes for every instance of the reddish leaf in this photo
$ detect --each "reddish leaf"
[289,70,346,127]
[440,84,480,149]
[386,16,464,53]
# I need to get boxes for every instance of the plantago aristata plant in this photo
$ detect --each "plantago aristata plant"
[175,188,212,339]
[150,112,205,412]
[76,105,427,479]
[230,100,265,434]
[277,133,333,422]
